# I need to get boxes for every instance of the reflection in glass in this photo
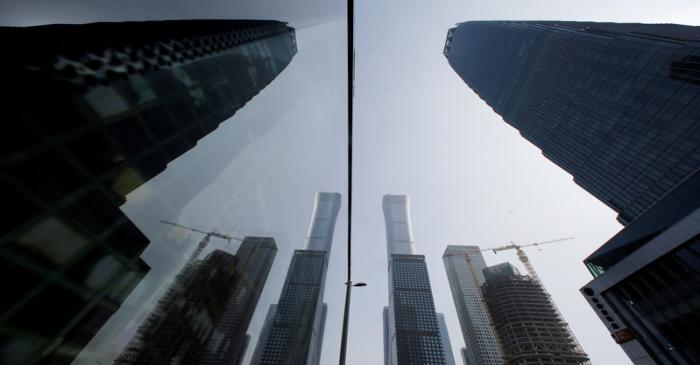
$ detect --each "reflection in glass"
[116,236,277,365]
[252,192,341,365]
[1,19,297,364]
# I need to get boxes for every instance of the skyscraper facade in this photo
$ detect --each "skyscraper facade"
[115,237,277,364]
[444,21,700,226]
[482,263,589,365]
[444,21,700,364]
[1,20,296,365]
[443,245,504,365]
[252,192,341,365]
[383,194,451,365]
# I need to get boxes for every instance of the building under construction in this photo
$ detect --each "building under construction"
[481,263,589,365]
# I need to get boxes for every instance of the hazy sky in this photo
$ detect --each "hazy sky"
[4,1,700,364]
[352,1,700,365]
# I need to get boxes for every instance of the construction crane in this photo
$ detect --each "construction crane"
[481,237,574,284]
[161,220,243,263]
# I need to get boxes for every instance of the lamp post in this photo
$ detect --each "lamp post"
[339,281,366,365]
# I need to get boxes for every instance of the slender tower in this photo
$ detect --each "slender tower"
[252,192,341,365]
[383,195,452,365]
[442,246,503,365]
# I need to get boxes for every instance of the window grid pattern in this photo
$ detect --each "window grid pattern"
[446,21,700,226]
[443,247,504,365]
[391,254,447,365]
[605,234,700,364]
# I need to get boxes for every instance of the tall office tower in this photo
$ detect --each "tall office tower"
[443,246,504,365]
[115,237,277,365]
[437,313,457,365]
[444,21,700,226]
[444,21,700,364]
[383,194,450,365]
[0,20,296,365]
[481,263,589,365]
[252,192,341,365]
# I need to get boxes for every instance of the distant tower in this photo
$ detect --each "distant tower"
[442,246,503,365]
[481,263,589,365]
[251,192,341,365]
[383,194,451,365]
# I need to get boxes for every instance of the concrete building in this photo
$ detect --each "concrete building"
[443,246,504,365]
[482,263,589,365]
[383,194,451,365]
[251,192,341,365]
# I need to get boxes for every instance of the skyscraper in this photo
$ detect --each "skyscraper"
[444,21,700,364]
[444,21,700,226]
[115,237,277,365]
[252,192,341,365]
[482,263,589,365]
[383,194,451,365]
[443,246,504,365]
[1,19,296,365]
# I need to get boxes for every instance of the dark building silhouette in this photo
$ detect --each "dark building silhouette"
[445,21,700,364]
[444,21,700,226]
[115,237,277,365]
[481,263,589,365]
[251,193,341,365]
[0,20,296,365]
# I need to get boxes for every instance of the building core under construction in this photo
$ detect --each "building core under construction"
[481,263,589,365]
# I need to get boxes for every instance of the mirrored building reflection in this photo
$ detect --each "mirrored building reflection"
[0,19,296,364]
[251,192,341,365]
[115,236,277,365]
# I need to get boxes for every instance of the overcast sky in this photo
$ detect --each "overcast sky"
[4,1,700,364]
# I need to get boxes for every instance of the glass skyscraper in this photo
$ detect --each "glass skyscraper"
[444,21,700,226]
[445,21,700,364]
[251,192,341,365]
[481,263,589,365]
[443,246,503,365]
[382,195,452,365]
[0,19,296,365]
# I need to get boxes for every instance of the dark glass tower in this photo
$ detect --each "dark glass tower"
[382,195,451,365]
[115,237,277,365]
[444,21,700,226]
[482,263,589,365]
[0,20,296,364]
[251,192,341,365]
[445,21,700,364]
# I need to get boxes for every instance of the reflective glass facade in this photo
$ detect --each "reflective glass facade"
[383,195,450,365]
[442,246,503,365]
[0,20,296,365]
[604,235,700,364]
[444,21,700,225]
[252,192,340,365]
[390,255,448,365]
